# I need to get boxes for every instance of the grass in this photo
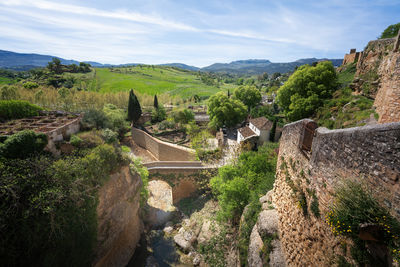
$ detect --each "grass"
[0,76,15,85]
[70,66,234,99]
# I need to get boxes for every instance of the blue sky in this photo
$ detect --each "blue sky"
[0,0,399,67]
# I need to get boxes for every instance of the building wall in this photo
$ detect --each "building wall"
[249,122,261,136]
[273,119,400,266]
[45,116,81,154]
[132,127,195,161]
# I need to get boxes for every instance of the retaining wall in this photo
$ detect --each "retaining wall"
[273,119,400,265]
[132,127,195,161]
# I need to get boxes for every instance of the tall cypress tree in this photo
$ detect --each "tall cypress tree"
[128,89,142,124]
[154,94,159,109]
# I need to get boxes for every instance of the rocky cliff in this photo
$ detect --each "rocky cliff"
[351,35,400,123]
[94,165,143,267]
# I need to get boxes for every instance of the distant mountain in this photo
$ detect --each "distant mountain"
[201,58,342,75]
[0,50,103,70]
[0,49,342,75]
[158,63,199,71]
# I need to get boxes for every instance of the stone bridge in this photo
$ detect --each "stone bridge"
[143,160,215,204]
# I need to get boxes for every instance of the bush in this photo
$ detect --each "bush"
[69,134,83,147]
[76,131,104,148]
[101,128,118,144]
[0,144,122,266]
[171,108,195,124]
[23,81,39,89]
[151,105,167,123]
[81,109,110,130]
[0,100,43,120]
[327,180,400,265]
[210,143,278,222]
[158,119,176,130]
[0,130,47,158]
[103,104,129,135]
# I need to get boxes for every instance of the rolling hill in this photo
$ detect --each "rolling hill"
[0,49,342,75]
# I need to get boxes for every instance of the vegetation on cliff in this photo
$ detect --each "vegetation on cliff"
[210,143,279,265]
[379,22,400,39]
[327,180,400,266]
[0,143,125,266]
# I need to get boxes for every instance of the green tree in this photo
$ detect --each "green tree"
[207,92,247,130]
[47,58,63,74]
[127,89,142,124]
[233,85,262,110]
[277,61,337,121]
[153,94,158,109]
[380,22,400,39]
[171,108,195,124]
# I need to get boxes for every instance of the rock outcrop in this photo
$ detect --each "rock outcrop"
[247,191,286,267]
[350,36,400,123]
[94,165,143,267]
[146,180,176,227]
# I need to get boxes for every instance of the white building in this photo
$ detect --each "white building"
[237,117,273,145]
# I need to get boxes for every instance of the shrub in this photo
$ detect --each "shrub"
[158,119,176,130]
[151,105,167,123]
[129,156,149,206]
[69,134,83,147]
[81,109,110,130]
[210,143,278,222]
[101,128,118,143]
[327,180,400,265]
[0,130,47,158]
[76,130,104,148]
[0,144,122,266]
[103,104,129,135]
[171,108,195,124]
[23,81,39,89]
[0,100,43,120]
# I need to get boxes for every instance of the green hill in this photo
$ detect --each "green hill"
[74,66,233,98]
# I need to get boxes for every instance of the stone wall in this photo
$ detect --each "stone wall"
[342,49,362,65]
[132,127,196,161]
[273,119,400,266]
[94,166,143,267]
[45,116,81,154]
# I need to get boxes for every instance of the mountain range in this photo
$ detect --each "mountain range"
[0,49,342,75]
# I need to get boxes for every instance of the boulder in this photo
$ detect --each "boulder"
[248,224,263,267]
[257,209,278,236]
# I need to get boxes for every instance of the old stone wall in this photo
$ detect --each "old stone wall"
[342,50,362,65]
[273,119,400,266]
[94,166,143,267]
[132,127,195,161]
[45,116,81,154]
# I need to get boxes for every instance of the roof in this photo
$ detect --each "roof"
[249,117,273,130]
[238,126,257,139]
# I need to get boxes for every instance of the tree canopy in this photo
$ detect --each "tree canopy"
[127,89,142,124]
[233,85,262,110]
[277,61,337,121]
[380,22,400,39]
[153,94,158,109]
[207,92,247,129]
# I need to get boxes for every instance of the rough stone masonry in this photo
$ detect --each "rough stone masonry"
[273,119,400,266]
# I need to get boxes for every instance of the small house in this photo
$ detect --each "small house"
[237,117,273,145]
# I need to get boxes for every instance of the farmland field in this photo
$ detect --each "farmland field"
[74,66,234,98]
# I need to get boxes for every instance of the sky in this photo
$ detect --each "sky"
[0,0,399,67]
